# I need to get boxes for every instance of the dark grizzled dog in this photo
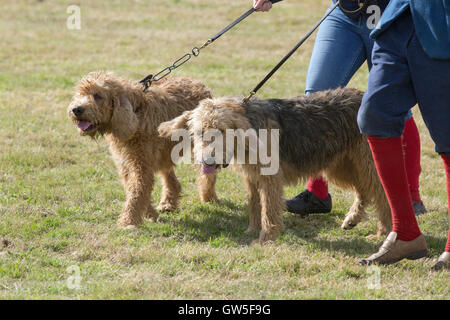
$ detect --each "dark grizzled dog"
[158,88,391,243]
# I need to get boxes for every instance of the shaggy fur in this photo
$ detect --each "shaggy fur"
[159,88,392,243]
[68,71,217,228]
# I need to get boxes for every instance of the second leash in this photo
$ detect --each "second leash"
[244,1,340,103]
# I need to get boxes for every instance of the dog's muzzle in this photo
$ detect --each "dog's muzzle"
[201,156,228,174]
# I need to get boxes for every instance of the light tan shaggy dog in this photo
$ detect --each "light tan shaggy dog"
[68,71,218,228]
[159,88,391,243]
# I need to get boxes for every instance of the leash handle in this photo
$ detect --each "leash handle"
[208,0,283,43]
[245,0,340,102]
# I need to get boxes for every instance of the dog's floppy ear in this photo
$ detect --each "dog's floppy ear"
[158,110,192,138]
[110,95,138,141]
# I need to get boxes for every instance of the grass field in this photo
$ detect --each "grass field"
[0,0,448,299]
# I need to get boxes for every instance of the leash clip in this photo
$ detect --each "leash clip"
[243,91,256,104]
[200,39,212,50]
[139,74,153,92]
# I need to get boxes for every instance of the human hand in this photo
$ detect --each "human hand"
[253,0,272,12]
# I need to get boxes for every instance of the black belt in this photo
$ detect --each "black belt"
[339,0,378,20]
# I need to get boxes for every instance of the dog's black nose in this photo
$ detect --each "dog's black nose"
[72,106,85,117]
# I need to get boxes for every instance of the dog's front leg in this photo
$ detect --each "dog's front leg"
[197,169,218,202]
[117,168,157,228]
[244,178,261,233]
[341,192,369,231]
[257,176,285,244]
[157,168,182,211]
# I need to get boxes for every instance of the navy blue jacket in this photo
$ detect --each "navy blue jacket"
[370,0,450,59]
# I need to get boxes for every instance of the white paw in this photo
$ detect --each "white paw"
[341,215,358,230]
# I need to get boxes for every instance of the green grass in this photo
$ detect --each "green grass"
[0,0,448,299]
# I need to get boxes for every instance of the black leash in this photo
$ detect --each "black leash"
[139,0,283,91]
[243,0,340,103]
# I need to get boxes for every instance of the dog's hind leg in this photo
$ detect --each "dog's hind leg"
[341,191,370,231]
[243,177,261,233]
[327,142,392,237]
[157,168,182,212]
[197,169,218,202]
[342,165,391,238]
[349,142,392,237]
[118,165,158,227]
[323,152,371,231]
[257,175,285,244]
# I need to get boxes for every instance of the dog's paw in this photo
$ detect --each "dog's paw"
[157,202,177,212]
[144,209,159,222]
[122,225,137,230]
[117,220,138,230]
[200,194,219,203]
[341,215,358,230]
[258,230,278,245]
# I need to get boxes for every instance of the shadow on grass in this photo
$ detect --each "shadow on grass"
[423,234,449,256]
[307,237,380,257]
[216,198,247,212]
[171,204,252,246]
[281,211,383,256]
[141,200,449,257]
[144,201,389,256]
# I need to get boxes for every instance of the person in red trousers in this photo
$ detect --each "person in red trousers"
[254,0,427,216]
[357,1,450,269]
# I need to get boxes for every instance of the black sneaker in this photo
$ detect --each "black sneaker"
[285,189,332,215]
[413,201,427,216]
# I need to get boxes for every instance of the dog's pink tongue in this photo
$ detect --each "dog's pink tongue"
[77,121,92,131]
[201,164,216,174]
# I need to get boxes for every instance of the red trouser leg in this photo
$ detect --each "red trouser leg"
[367,136,422,241]
[307,176,329,199]
[402,117,422,203]
[442,155,450,253]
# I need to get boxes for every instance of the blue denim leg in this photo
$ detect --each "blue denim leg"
[306,4,390,90]
[306,6,368,94]
[305,4,414,120]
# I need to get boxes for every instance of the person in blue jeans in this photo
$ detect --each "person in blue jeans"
[253,0,426,216]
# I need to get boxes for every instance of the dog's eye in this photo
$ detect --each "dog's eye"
[93,93,103,101]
